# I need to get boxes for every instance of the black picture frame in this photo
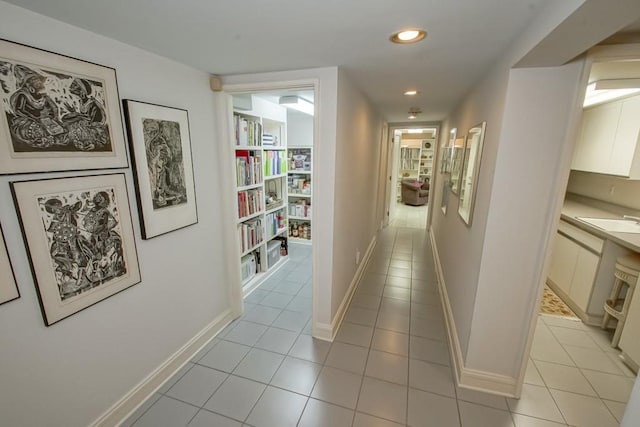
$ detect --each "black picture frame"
[123,99,198,239]
[0,222,20,306]
[10,173,141,326]
[0,38,128,174]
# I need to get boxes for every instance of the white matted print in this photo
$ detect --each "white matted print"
[0,38,127,174]
[123,100,198,239]
[0,223,20,305]
[11,173,140,325]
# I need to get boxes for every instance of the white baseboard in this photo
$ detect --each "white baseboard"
[429,229,519,397]
[314,236,377,342]
[91,309,236,427]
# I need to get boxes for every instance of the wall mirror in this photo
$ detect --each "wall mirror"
[449,135,466,195]
[440,128,456,174]
[458,122,487,225]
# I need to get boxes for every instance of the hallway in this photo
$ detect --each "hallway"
[123,204,626,426]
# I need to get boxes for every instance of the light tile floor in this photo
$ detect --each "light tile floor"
[124,204,634,426]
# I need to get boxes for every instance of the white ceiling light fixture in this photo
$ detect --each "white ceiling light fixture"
[583,79,640,107]
[404,89,419,96]
[390,28,427,44]
[279,95,314,116]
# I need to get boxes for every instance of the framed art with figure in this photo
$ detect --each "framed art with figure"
[0,38,127,174]
[10,173,141,325]
[123,100,198,239]
[0,222,20,306]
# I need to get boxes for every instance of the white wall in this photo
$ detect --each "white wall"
[567,170,640,211]
[331,69,384,317]
[287,110,314,147]
[0,3,236,426]
[467,63,585,378]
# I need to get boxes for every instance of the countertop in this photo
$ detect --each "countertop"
[561,199,640,252]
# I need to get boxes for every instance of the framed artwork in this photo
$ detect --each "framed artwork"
[0,38,128,174]
[123,100,198,239]
[10,173,141,326]
[0,223,20,305]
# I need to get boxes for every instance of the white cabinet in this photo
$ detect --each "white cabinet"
[546,221,604,322]
[571,94,640,178]
[547,233,579,296]
[620,288,640,372]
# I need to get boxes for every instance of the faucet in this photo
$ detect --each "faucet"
[623,215,640,223]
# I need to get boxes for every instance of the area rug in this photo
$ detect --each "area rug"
[540,285,579,318]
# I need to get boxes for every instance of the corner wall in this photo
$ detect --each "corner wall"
[429,0,590,394]
[0,3,236,426]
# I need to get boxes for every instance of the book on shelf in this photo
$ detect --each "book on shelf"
[264,150,287,176]
[238,218,263,253]
[236,150,263,186]
[266,209,287,238]
[238,188,263,218]
[234,114,262,146]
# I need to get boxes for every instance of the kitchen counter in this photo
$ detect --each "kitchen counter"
[561,199,640,253]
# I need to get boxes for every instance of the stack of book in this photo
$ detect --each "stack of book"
[262,133,279,146]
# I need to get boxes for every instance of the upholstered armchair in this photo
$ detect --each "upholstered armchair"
[401,179,429,206]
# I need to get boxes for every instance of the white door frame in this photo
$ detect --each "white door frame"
[384,123,441,230]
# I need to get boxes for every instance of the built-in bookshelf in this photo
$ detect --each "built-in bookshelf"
[233,97,289,295]
[419,139,434,181]
[287,147,312,244]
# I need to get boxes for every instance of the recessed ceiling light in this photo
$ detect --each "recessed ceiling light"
[404,90,419,96]
[390,29,427,44]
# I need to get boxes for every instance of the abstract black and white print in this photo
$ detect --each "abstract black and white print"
[0,60,112,153]
[37,187,126,301]
[141,118,187,209]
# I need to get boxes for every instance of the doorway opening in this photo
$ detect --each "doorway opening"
[385,125,439,229]
[525,48,640,424]
[224,84,317,338]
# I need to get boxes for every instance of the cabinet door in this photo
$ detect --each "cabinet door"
[571,102,621,174]
[619,287,640,368]
[568,247,599,312]
[609,95,640,176]
[547,233,579,295]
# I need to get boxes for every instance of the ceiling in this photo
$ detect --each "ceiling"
[1,0,579,122]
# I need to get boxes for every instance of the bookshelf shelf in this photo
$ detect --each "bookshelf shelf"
[289,215,311,221]
[238,210,264,224]
[289,237,312,245]
[237,183,263,192]
[265,173,287,180]
[287,147,312,243]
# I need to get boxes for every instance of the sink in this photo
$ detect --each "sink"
[576,217,640,234]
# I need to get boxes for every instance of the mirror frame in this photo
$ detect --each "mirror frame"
[458,122,487,226]
[440,127,456,214]
[450,135,466,195]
